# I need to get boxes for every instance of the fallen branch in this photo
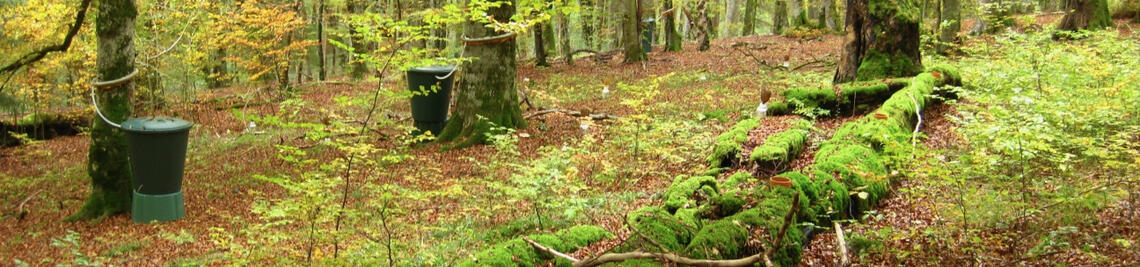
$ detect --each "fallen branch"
[907,92,922,150]
[834,221,850,267]
[16,189,42,221]
[522,237,580,262]
[524,108,618,121]
[528,195,800,267]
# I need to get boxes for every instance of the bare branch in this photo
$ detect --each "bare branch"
[0,0,93,75]
[522,237,580,262]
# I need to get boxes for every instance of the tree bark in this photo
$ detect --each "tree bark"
[317,0,327,81]
[773,0,788,34]
[67,0,136,222]
[820,0,836,30]
[535,22,551,67]
[790,0,806,27]
[622,0,647,62]
[833,0,923,84]
[437,0,525,148]
[665,0,683,51]
[937,0,960,54]
[1057,0,1114,31]
[558,11,573,65]
[743,0,758,35]
[581,0,597,49]
[723,0,740,37]
[348,0,368,80]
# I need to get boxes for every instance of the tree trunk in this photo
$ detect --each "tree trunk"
[820,0,836,30]
[535,22,550,67]
[723,0,740,37]
[1057,0,1114,31]
[694,0,712,51]
[938,0,960,54]
[743,0,758,35]
[833,0,923,84]
[436,0,525,148]
[623,0,647,62]
[558,11,573,65]
[206,48,229,88]
[317,0,326,81]
[665,0,683,51]
[774,0,788,34]
[790,0,806,27]
[582,0,597,49]
[348,0,367,80]
[67,0,136,222]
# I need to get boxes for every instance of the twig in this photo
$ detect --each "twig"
[523,237,580,262]
[147,14,200,60]
[16,189,42,221]
[834,221,850,267]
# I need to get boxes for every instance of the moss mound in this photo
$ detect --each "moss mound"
[459,225,613,266]
[663,175,719,212]
[709,118,760,168]
[749,119,813,174]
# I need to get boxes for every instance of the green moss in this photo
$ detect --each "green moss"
[711,191,746,217]
[855,50,921,81]
[664,175,719,212]
[868,0,921,23]
[782,87,837,111]
[708,118,760,168]
[685,217,752,259]
[674,207,703,229]
[460,226,612,266]
[721,171,754,189]
[925,64,962,87]
[749,121,811,165]
[625,206,695,252]
[766,101,790,115]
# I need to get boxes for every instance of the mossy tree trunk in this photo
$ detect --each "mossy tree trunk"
[938,0,960,55]
[67,0,136,222]
[534,22,551,67]
[695,0,712,51]
[723,0,739,37]
[348,0,368,80]
[743,0,758,35]
[581,0,597,49]
[664,0,683,51]
[820,0,836,30]
[436,0,525,148]
[622,0,647,62]
[773,0,788,34]
[1057,0,1114,31]
[833,0,923,84]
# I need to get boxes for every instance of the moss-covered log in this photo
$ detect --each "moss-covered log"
[436,1,525,148]
[708,118,760,168]
[458,225,613,266]
[0,110,91,147]
[749,119,812,175]
[833,0,923,83]
[766,78,911,116]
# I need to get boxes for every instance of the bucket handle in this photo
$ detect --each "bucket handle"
[89,68,139,129]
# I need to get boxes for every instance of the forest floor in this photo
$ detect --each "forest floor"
[2,15,1139,266]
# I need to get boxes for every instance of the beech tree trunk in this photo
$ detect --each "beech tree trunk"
[820,0,836,30]
[557,12,573,65]
[534,22,550,67]
[743,0,758,35]
[938,0,960,54]
[582,0,597,49]
[622,0,647,62]
[67,0,136,222]
[665,0,683,51]
[723,0,739,37]
[1057,0,1114,31]
[833,0,923,84]
[436,0,524,147]
[348,0,367,80]
[773,0,788,34]
[317,0,326,81]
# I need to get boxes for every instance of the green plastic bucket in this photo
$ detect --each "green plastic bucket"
[406,66,456,135]
[121,116,192,223]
